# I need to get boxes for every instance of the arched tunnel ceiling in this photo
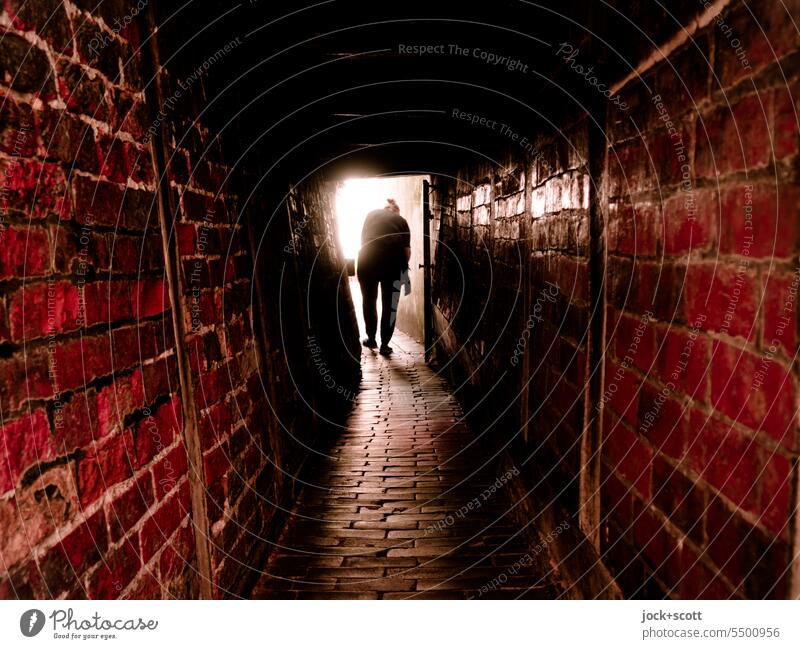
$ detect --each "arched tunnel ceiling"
[155,0,707,179]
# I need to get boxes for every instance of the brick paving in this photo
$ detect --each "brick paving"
[252,331,566,599]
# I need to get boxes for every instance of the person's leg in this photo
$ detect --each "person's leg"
[358,275,379,345]
[379,275,401,352]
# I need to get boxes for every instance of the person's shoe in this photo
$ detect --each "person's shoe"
[362,338,378,349]
[379,344,393,356]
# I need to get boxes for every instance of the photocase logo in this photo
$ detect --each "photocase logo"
[20,609,45,637]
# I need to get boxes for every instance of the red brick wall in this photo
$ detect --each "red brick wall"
[0,1,357,599]
[0,0,188,598]
[431,0,800,597]
[601,0,800,598]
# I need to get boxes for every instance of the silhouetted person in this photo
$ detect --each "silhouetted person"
[357,198,411,356]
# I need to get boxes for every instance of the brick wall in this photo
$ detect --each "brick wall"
[431,0,799,597]
[600,0,800,598]
[0,0,187,598]
[431,124,593,509]
[527,121,592,509]
[0,1,358,599]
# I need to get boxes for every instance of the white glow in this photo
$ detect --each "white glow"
[335,178,394,260]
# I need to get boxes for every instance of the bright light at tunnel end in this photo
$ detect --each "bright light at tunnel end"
[335,177,398,260]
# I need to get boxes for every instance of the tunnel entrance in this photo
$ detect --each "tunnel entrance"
[334,175,431,346]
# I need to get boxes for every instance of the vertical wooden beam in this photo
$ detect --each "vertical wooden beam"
[422,178,433,360]
[578,103,608,549]
[520,155,532,445]
[138,5,214,599]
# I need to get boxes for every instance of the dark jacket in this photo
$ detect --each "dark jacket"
[357,208,410,279]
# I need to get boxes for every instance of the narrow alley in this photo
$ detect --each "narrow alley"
[254,332,565,599]
[0,0,798,607]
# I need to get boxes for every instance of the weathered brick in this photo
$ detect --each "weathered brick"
[77,431,134,506]
[203,443,230,486]
[134,395,182,469]
[607,201,659,256]
[56,60,109,120]
[35,509,108,596]
[96,368,144,438]
[159,524,195,582]
[132,277,168,319]
[663,190,717,256]
[7,0,72,54]
[89,537,141,599]
[719,183,798,259]
[657,327,711,399]
[53,223,109,273]
[652,456,704,542]
[695,93,770,177]
[52,331,114,391]
[152,443,188,500]
[73,176,157,230]
[81,279,134,326]
[705,496,789,598]
[638,382,686,460]
[108,472,155,541]
[710,341,795,446]
[0,410,52,494]
[714,0,800,88]
[37,108,100,172]
[603,412,652,500]
[678,544,733,599]
[771,85,799,161]
[139,481,191,563]
[0,33,55,96]
[0,157,71,219]
[74,19,122,81]
[0,94,36,156]
[682,263,759,340]
[604,359,642,426]
[56,388,99,452]
[0,225,50,279]
[762,272,798,356]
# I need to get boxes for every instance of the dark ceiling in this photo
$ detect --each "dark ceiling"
[154,0,706,181]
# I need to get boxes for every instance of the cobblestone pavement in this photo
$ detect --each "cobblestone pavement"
[252,332,566,599]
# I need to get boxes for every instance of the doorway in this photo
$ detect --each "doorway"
[335,175,430,348]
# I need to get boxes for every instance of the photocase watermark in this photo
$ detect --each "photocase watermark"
[143,36,242,144]
[767,263,800,354]
[652,93,695,216]
[0,118,32,235]
[510,282,559,367]
[703,0,751,71]
[140,404,179,498]
[475,520,570,597]
[45,216,98,432]
[74,217,95,329]
[20,609,45,637]
[399,43,529,73]
[86,0,149,57]
[598,309,654,411]
[639,313,707,435]
[423,466,520,535]
[719,183,754,339]
[307,334,357,402]
[451,108,554,174]
[189,207,215,333]
[284,213,311,255]
[22,608,158,640]
[556,43,629,111]
[747,262,800,395]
